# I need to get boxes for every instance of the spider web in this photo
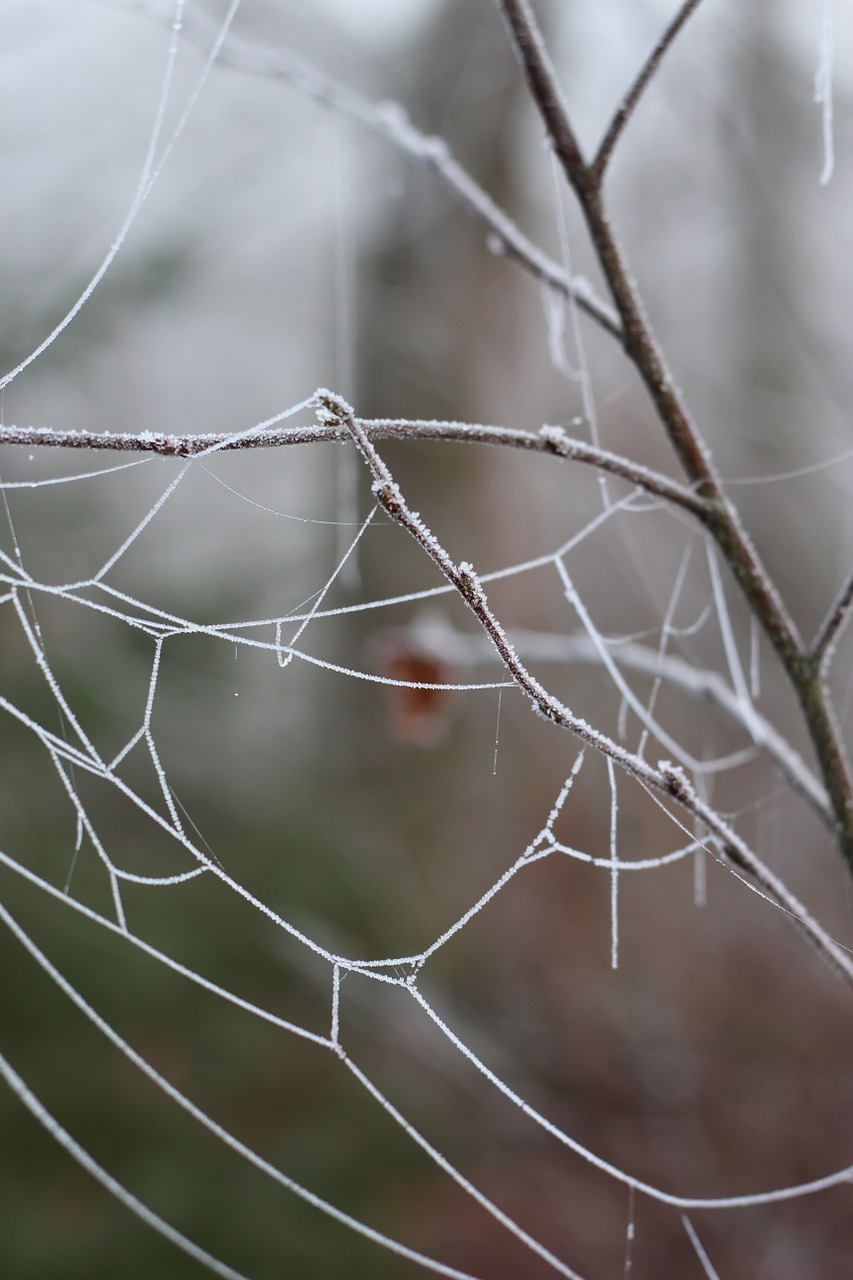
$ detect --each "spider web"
[2,3,853,1278]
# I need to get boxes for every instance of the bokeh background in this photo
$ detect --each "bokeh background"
[2,2,853,1276]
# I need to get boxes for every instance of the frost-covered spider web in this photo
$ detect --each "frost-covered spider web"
[3,2,853,1278]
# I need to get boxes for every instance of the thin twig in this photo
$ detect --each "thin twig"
[811,567,853,674]
[0,416,706,519]
[591,0,706,184]
[320,391,853,987]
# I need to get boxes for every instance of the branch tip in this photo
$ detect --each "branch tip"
[591,0,706,183]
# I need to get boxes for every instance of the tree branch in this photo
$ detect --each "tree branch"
[590,0,706,185]
[0,415,706,519]
[319,391,853,987]
[495,0,853,874]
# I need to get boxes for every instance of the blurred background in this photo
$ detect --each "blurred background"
[2,1,853,1276]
